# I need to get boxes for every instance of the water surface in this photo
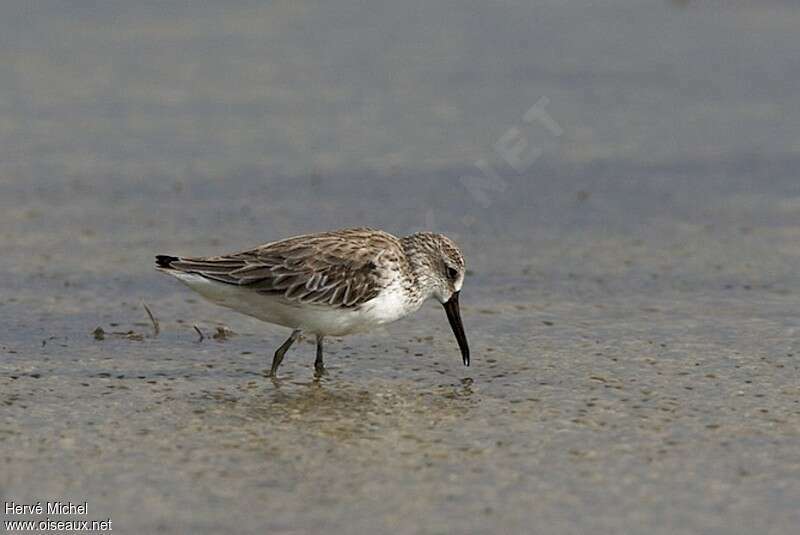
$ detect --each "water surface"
[2,1,800,533]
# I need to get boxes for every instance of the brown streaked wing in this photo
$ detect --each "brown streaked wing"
[168,228,402,308]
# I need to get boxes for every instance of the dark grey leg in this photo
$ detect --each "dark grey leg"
[269,329,301,377]
[314,335,326,375]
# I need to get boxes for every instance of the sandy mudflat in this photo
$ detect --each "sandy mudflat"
[2,1,800,533]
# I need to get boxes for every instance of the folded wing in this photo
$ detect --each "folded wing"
[160,228,401,309]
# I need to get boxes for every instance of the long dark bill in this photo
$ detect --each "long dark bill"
[442,291,470,366]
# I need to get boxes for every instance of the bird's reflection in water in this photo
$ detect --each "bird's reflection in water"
[235,374,477,444]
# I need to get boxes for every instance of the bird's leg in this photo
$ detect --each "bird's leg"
[269,329,301,377]
[314,335,327,375]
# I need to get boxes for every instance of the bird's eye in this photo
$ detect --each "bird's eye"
[446,266,459,280]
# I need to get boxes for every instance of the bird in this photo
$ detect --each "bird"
[154,227,470,377]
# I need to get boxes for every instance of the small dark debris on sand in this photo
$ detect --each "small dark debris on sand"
[142,303,160,337]
[91,327,144,342]
[193,325,205,342]
[212,326,236,341]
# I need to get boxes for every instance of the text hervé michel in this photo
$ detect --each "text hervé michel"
[6,501,89,516]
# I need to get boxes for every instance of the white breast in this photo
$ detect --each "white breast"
[357,278,422,326]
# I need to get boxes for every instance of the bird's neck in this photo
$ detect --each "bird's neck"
[400,235,438,304]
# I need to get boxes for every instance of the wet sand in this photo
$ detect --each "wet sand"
[3,1,800,534]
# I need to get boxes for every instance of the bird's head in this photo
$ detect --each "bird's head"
[402,232,470,366]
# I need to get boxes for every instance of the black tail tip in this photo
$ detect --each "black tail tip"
[155,255,179,268]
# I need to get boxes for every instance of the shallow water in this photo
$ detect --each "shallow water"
[2,1,800,533]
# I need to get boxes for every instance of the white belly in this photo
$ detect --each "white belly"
[168,272,422,336]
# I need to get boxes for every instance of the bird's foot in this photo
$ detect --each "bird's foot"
[264,368,280,380]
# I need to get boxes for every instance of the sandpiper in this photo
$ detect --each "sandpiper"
[155,227,469,376]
